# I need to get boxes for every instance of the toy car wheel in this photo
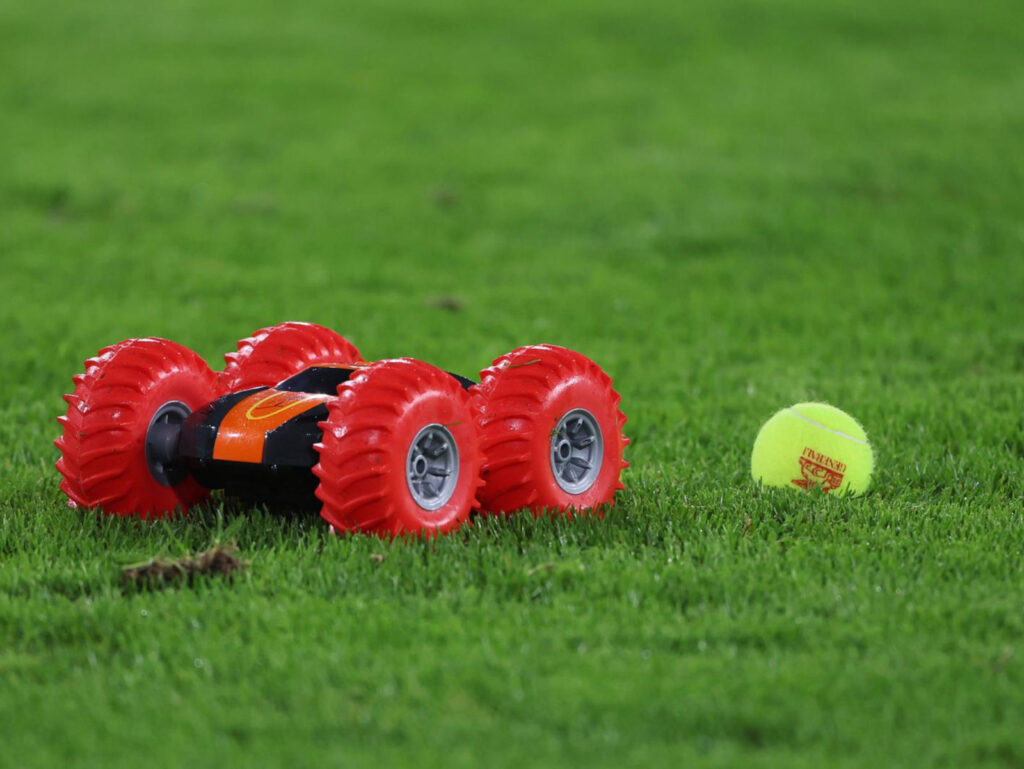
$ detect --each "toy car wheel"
[473,344,628,515]
[313,358,483,536]
[219,321,363,393]
[55,338,217,518]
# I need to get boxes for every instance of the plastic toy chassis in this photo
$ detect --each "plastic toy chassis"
[55,322,629,537]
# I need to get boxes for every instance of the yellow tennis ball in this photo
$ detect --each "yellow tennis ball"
[751,402,874,496]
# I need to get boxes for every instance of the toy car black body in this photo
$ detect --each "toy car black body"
[56,322,628,536]
[177,364,473,508]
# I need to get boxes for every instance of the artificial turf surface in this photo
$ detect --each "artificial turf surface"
[2,0,1024,765]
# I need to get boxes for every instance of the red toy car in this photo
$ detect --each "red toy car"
[55,322,628,536]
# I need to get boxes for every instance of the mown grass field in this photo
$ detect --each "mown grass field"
[2,0,1023,765]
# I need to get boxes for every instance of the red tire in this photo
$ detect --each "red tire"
[313,358,483,537]
[219,321,363,393]
[473,345,628,515]
[55,338,217,518]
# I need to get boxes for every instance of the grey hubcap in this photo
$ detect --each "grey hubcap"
[406,424,459,510]
[145,401,191,487]
[550,408,603,494]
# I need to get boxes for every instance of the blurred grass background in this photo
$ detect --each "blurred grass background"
[1,0,1023,766]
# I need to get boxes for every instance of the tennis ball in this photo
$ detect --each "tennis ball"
[751,402,873,496]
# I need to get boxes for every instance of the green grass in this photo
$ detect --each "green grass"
[2,0,1024,765]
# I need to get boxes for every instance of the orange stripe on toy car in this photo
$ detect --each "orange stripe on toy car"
[213,390,332,464]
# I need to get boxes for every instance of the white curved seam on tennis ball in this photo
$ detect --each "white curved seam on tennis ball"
[786,408,868,446]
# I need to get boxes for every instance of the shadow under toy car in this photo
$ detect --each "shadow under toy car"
[55,322,628,536]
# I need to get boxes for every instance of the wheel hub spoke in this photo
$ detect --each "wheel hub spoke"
[549,408,604,495]
[406,424,459,511]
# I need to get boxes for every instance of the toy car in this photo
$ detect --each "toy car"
[55,322,629,536]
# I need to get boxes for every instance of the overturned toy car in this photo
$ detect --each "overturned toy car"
[55,322,628,536]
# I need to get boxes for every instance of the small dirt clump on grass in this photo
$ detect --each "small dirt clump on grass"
[427,294,464,312]
[121,545,248,590]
